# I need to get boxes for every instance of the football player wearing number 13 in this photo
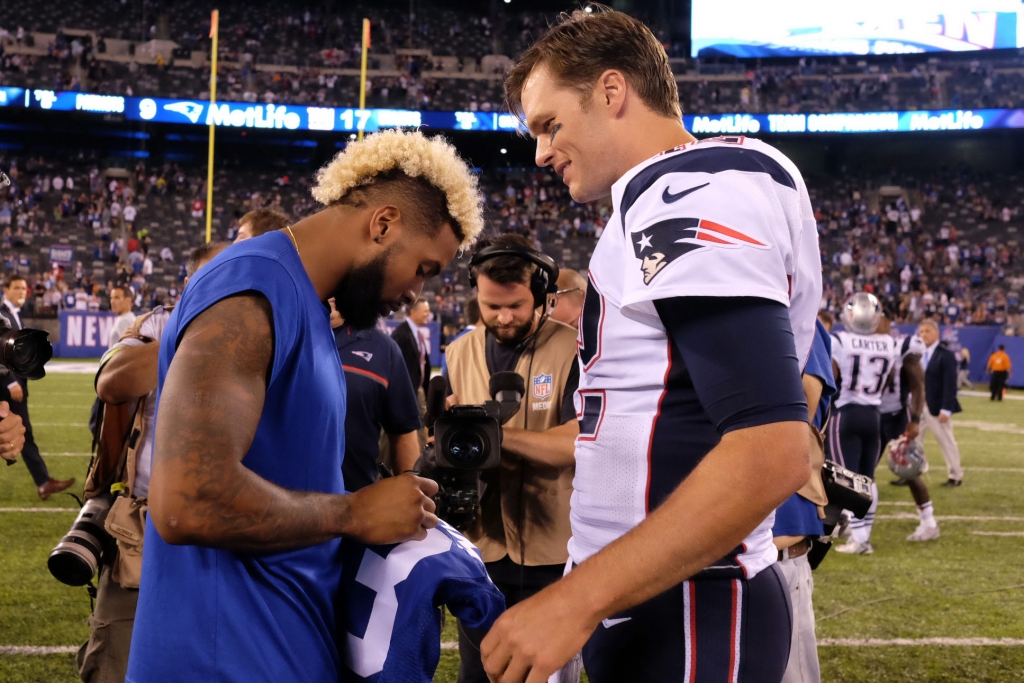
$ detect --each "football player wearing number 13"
[828,293,899,556]
[486,7,823,683]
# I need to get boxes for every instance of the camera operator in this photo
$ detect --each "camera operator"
[328,297,422,489]
[78,241,229,683]
[444,234,580,683]
[1,275,74,498]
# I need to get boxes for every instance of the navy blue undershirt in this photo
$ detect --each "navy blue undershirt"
[653,297,807,434]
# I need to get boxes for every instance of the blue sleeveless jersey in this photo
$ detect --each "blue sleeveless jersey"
[773,319,836,538]
[127,231,347,683]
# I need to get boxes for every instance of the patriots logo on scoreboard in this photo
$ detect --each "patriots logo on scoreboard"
[164,101,205,124]
[532,373,553,399]
[632,217,770,285]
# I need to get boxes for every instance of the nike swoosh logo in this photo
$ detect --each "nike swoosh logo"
[601,617,632,629]
[662,181,710,204]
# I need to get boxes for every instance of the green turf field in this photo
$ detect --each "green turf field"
[1,371,1022,682]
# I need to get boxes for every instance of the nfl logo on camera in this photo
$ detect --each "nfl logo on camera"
[533,373,552,399]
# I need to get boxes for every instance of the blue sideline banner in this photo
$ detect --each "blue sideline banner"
[56,311,118,358]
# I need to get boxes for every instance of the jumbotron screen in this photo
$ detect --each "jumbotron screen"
[690,0,1024,57]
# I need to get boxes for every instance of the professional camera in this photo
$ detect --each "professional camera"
[417,372,525,530]
[820,460,873,527]
[0,307,53,380]
[48,493,114,586]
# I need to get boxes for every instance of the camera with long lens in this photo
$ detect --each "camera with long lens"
[0,311,53,381]
[48,493,114,586]
[417,372,524,530]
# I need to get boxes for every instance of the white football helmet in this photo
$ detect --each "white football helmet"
[887,435,928,479]
[842,292,882,335]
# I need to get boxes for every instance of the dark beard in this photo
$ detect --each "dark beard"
[484,315,536,347]
[331,248,390,330]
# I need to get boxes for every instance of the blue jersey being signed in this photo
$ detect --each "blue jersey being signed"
[339,521,505,683]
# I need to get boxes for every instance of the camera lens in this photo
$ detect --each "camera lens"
[446,430,486,467]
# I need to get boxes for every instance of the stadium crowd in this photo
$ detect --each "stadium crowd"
[3,4,1024,113]
[2,151,1022,341]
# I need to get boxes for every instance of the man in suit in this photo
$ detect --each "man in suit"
[1,275,75,499]
[916,319,963,487]
[393,298,432,396]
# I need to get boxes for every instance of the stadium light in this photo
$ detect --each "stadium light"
[500,148,507,154]
[584,5,593,12]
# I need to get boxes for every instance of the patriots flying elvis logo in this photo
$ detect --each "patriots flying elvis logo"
[632,217,770,285]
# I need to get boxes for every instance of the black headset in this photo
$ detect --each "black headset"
[468,244,560,309]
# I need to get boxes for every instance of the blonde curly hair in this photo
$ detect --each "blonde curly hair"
[312,129,484,247]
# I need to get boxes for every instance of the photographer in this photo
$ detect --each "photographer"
[444,235,579,683]
[1,275,74,498]
[76,242,228,683]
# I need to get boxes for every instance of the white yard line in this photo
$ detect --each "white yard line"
[960,390,1023,401]
[0,508,77,513]
[6,639,1023,655]
[877,501,916,506]
[34,423,89,427]
[40,452,91,457]
[879,513,1024,522]
[972,531,1024,537]
[819,638,1024,646]
[0,646,79,655]
[966,467,1024,473]
[956,420,1024,435]
[43,362,101,375]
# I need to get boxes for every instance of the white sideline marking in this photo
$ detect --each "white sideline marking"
[956,420,1024,435]
[972,531,1024,537]
[879,513,1024,522]
[8,639,1017,655]
[819,638,1024,647]
[967,467,1024,473]
[34,423,88,427]
[0,508,77,513]
[960,390,1023,401]
[43,362,101,374]
[40,452,91,457]
[0,646,79,655]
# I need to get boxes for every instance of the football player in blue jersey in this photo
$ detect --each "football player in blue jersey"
[127,130,485,683]
[488,8,821,682]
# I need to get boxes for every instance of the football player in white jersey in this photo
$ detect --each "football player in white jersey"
[828,293,899,555]
[878,310,940,542]
[482,8,822,682]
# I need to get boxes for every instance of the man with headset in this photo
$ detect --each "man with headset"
[444,234,580,683]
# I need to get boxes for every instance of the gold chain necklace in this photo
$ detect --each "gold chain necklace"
[286,225,300,258]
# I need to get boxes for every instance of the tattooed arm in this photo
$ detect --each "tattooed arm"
[147,293,439,552]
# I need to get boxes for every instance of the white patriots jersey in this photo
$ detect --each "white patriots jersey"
[831,331,899,409]
[879,334,927,415]
[570,136,822,580]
